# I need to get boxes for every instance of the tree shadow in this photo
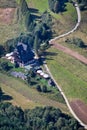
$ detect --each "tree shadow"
[31,14,41,20]
[2,94,13,101]
[83,45,87,48]
[28,7,41,21]
[0,91,13,101]
[40,57,53,65]
[29,8,39,13]
[44,51,58,56]
[61,5,67,13]
[30,81,37,86]
[8,66,13,71]
[38,51,58,65]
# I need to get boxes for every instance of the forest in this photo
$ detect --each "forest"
[0,102,83,130]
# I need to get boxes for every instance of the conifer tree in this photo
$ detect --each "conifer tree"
[20,0,28,15]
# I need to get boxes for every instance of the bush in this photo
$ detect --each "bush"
[65,37,85,48]
[36,85,42,92]
[0,61,10,71]
[48,0,67,13]
[42,85,48,93]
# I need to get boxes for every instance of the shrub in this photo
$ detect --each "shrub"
[36,85,42,92]
[65,37,85,48]
[42,85,48,93]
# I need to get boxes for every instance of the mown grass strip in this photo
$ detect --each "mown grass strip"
[1,83,41,109]
[0,72,68,113]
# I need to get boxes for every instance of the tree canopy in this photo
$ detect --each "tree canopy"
[48,0,67,13]
[77,0,87,10]
[20,0,28,15]
[0,102,83,130]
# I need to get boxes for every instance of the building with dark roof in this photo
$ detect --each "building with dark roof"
[14,42,34,65]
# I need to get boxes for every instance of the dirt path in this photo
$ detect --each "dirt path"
[50,41,87,65]
[0,8,15,24]
[70,100,87,124]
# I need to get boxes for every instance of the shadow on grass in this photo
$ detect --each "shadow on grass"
[31,14,41,20]
[28,8,41,21]
[29,8,39,13]
[38,51,58,65]
[1,92,13,101]
[44,51,58,56]
[83,45,87,48]
[2,94,13,101]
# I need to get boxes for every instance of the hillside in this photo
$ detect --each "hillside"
[0,0,87,128]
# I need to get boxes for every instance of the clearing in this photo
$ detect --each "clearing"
[0,72,68,113]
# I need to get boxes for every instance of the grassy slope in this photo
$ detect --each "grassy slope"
[1,0,87,112]
[46,48,87,103]
[27,0,48,12]
[0,23,26,45]
[0,0,27,45]
[26,0,87,104]
[0,73,68,113]
[55,10,87,57]
[56,36,87,58]
[1,83,40,110]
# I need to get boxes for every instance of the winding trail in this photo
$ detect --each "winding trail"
[45,2,87,129]
[49,3,81,43]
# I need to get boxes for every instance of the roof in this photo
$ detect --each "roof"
[17,42,27,51]
[40,72,44,76]
[43,74,49,79]
[6,52,13,57]
[37,70,43,74]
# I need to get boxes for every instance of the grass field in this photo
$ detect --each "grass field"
[0,72,68,113]
[46,48,87,103]
[0,0,17,8]
[55,36,87,58]
[0,7,27,45]
[25,0,48,12]
[1,83,41,109]
[0,23,26,45]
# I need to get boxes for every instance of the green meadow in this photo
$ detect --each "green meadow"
[46,47,87,103]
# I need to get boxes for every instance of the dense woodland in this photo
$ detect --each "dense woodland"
[0,101,83,130]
